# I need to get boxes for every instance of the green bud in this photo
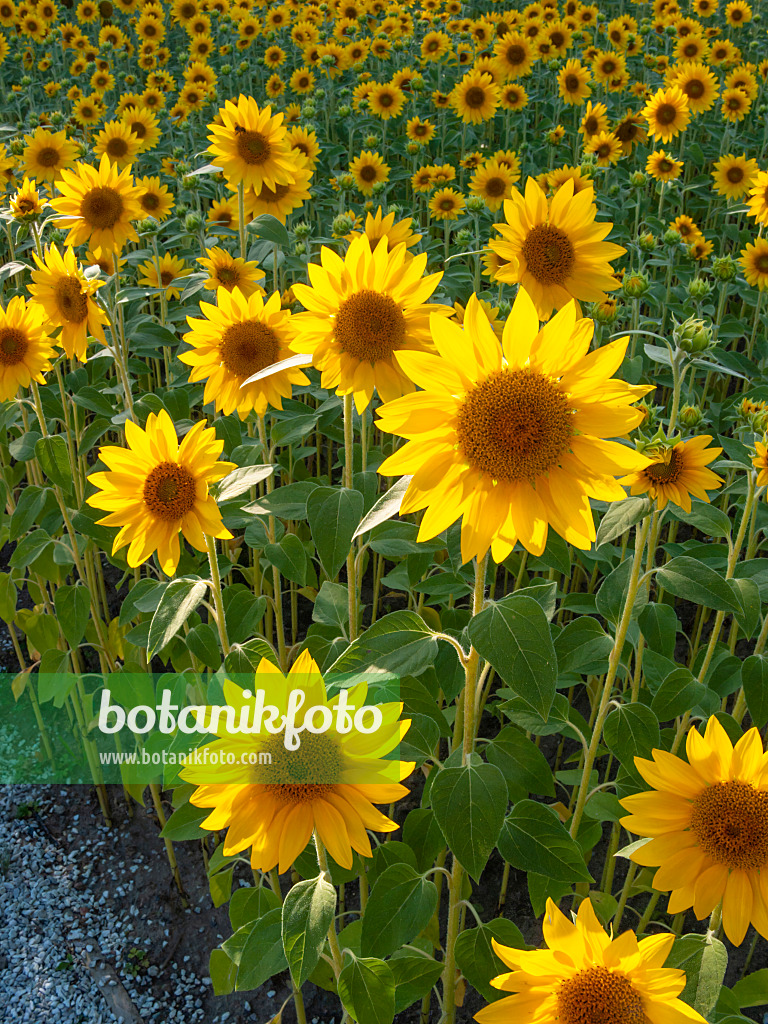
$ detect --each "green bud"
[332,213,354,235]
[713,255,737,281]
[622,272,650,298]
[294,221,312,238]
[294,241,307,255]
[221,64,232,74]
[136,217,160,235]
[674,315,712,353]
[371,181,386,195]
[663,228,681,246]
[630,171,646,187]
[454,228,474,245]
[185,213,203,232]
[338,104,351,117]
[687,276,711,300]
[181,175,199,191]
[466,194,486,213]
[678,404,704,428]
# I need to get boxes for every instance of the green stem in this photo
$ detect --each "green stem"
[206,534,230,657]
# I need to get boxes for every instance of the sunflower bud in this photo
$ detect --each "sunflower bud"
[136,217,160,235]
[338,104,351,117]
[364,134,378,147]
[630,171,646,187]
[221,64,232,74]
[466,194,486,213]
[687,277,711,301]
[294,221,312,239]
[712,255,737,281]
[679,404,704,429]
[454,228,474,245]
[638,231,656,251]
[9,138,24,156]
[371,181,386,195]
[674,315,712,353]
[663,228,681,246]
[294,241,307,255]
[332,213,354,235]
[622,272,650,298]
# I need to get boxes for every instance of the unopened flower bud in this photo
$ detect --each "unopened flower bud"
[687,276,711,300]
[184,212,202,232]
[663,228,681,246]
[630,171,646,187]
[332,213,354,235]
[294,221,311,238]
[466,194,485,213]
[678,404,704,428]
[674,315,712,353]
[712,255,737,281]
[622,272,650,298]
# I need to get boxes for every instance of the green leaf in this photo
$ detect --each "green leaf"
[223,907,287,992]
[327,610,438,677]
[313,581,350,631]
[468,595,557,719]
[497,800,593,884]
[248,214,290,246]
[670,501,732,539]
[651,668,709,721]
[282,874,337,987]
[401,808,446,873]
[595,497,652,547]
[265,533,311,586]
[603,704,660,772]
[454,919,525,1002]
[0,572,17,623]
[666,934,728,1018]
[638,603,678,658]
[727,577,761,639]
[352,476,411,539]
[485,726,555,798]
[244,480,319,520]
[209,866,234,908]
[389,951,443,1014]
[10,485,47,540]
[35,435,72,491]
[9,529,53,569]
[216,464,273,502]
[338,957,395,1024]
[307,486,365,579]
[209,949,236,997]
[554,617,613,675]
[159,799,210,840]
[187,622,222,669]
[229,885,281,931]
[742,655,768,729]
[147,578,207,656]
[656,557,741,615]
[730,969,768,1009]
[430,762,507,881]
[361,864,438,958]
[54,584,91,649]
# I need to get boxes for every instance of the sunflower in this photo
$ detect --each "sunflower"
[137,253,192,301]
[548,165,593,195]
[493,33,534,79]
[579,100,609,138]
[741,238,768,291]
[87,411,234,576]
[405,116,435,146]
[669,61,718,113]
[207,95,297,193]
[49,155,143,253]
[0,296,56,401]
[197,247,264,297]
[470,160,518,212]
[643,85,690,142]
[430,187,466,221]
[721,87,751,122]
[10,177,44,221]
[724,66,758,99]
[242,157,313,224]
[368,82,406,120]
[345,207,422,254]
[92,120,142,169]
[183,651,413,873]
[135,175,174,222]
[621,718,768,946]
[619,435,723,510]
[290,235,450,413]
[475,896,707,1024]
[499,83,529,111]
[22,127,78,183]
[647,150,684,181]
[289,67,315,94]
[207,197,239,235]
[120,107,160,154]
[285,126,320,169]
[450,70,499,124]
[85,246,124,277]
[557,58,591,104]
[725,0,751,24]
[585,131,623,167]
[489,177,625,321]
[376,291,650,563]
[181,288,307,420]
[753,438,768,484]
[28,245,108,360]
[349,150,389,195]
[613,111,648,154]
[669,215,702,244]
[693,0,718,13]
[592,49,627,87]
[746,170,768,225]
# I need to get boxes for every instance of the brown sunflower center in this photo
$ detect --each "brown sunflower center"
[465,86,487,108]
[259,729,344,786]
[141,192,160,211]
[334,290,406,363]
[17,199,35,213]
[565,74,580,91]
[616,121,639,142]
[557,967,645,1024]
[456,368,574,483]
[220,319,280,379]
[690,780,768,871]
[236,130,271,165]
[658,159,673,173]
[216,266,239,284]
[143,462,196,521]
[259,182,290,202]
[753,252,768,274]
[644,448,682,482]
[505,43,525,65]
[727,95,743,110]
[378,91,394,106]
[521,223,576,285]
[105,137,129,158]
[268,783,334,804]
[81,186,125,230]
[0,327,28,365]
[726,166,744,183]
[54,276,88,323]
[685,80,705,99]
[129,120,147,139]
[584,116,598,134]
[36,146,61,168]
[484,176,507,198]
[655,102,678,125]
[601,59,617,73]
[359,163,378,182]
[160,270,175,286]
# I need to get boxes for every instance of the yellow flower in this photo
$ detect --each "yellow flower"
[207,94,298,192]
[49,154,143,253]
[753,437,768,485]
[242,154,313,224]
[475,897,707,1024]
[196,246,265,296]
[21,127,79,183]
[721,87,751,122]
[557,58,591,104]
[642,85,691,142]
[344,206,422,254]
[621,718,768,946]
[183,650,413,873]
[489,177,625,321]
[429,187,465,221]
[469,160,518,212]
[725,0,751,25]
[585,130,622,167]
[647,150,684,182]
[376,290,651,564]
[349,149,389,195]
[120,106,161,153]
[87,410,234,576]
[0,296,56,400]
[135,175,175,222]
[493,32,533,79]
[92,119,142,169]
[669,61,719,114]
[181,288,307,420]
[712,153,758,199]
[368,82,407,120]
[746,170,768,226]
[10,176,44,221]
[137,253,192,301]
[741,237,768,291]
[28,245,108,360]
[619,436,723,511]
[450,69,499,124]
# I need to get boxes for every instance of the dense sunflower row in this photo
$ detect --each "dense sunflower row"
[1,0,768,1022]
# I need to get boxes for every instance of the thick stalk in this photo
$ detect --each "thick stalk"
[206,534,230,657]
[315,835,344,977]
[343,395,358,640]
[268,869,308,1024]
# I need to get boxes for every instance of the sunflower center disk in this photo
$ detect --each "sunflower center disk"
[485,176,507,198]
[54,277,88,324]
[81,186,125,230]
[143,462,197,521]
[106,138,129,158]
[565,75,580,91]
[465,86,486,108]
[236,130,271,165]
[0,327,28,365]
[686,81,705,99]
[36,146,60,168]
[727,167,744,184]
[644,448,683,483]
[217,266,238,284]
[456,368,573,483]
[521,223,576,285]
[655,102,678,125]
[690,780,768,871]
[220,320,280,379]
[334,289,406,362]
[557,967,645,1024]
[257,729,345,791]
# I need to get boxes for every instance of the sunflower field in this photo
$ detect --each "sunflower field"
[3,0,768,1020]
